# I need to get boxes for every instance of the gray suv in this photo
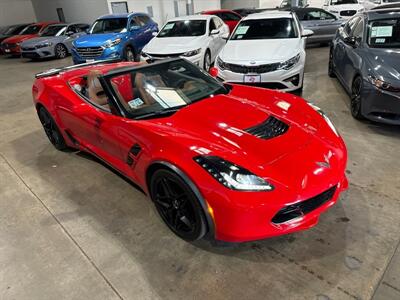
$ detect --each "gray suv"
[329,9,400,124]
[21,23,89,60]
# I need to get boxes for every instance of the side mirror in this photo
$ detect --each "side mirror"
[152,31,158,37]
[301,29,314,37]
[209,67,218,78]
[210,29,220,35]
[344,36,360,47]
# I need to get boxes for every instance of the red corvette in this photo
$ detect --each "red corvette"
[33,59,348,242]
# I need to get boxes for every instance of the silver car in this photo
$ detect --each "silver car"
[291,7,345,45]
[21,23,89,59]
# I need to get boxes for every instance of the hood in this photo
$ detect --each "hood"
[21,36,61,47]
[329,3,364,10]
[2,34,38,44]
[219,38,302,64]
[74,32,123,47]
[143,36,205,54]
[364,48,400,85]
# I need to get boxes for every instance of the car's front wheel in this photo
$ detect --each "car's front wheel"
[203,50,211,72]
[350,76,364,120]
[38,106,68,151]
[55,44,68,59]
[150,169,207,241]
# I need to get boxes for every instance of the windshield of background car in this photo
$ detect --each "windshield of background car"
[108,60,228,119]
[157,20,207,37]
[4,25,22,35]
[330,0,358,4]
[90,18,127,34]
[230,18,298,40]
[40,25,67,37]
[368,18,400,48]
[20,24,42,35]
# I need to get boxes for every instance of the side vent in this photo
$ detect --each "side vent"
[126,143,142,166]
[245,116,289,139]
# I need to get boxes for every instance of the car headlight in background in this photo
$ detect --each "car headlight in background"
[216,56,228,70]
[278,54,301,70]
[104,38,121,48]
[194,156,274,191]
[368,74,398,91]
[182,48,201,57]
[307,102,339,136]
[36,42,53,49]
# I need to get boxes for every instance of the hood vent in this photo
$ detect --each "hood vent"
[245,116,289,139]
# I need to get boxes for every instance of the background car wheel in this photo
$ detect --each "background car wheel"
[350,76,365,120]
[55,44,68,59]
[150,169,207,241]
[124,46,137,62]
[38,107,68,151]
[203,50,211,72]
[328,48,336,78]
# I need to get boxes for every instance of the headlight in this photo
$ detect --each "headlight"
[216,56,228,70]
[182,48,201,57]
[104,38,121,48]
[368,74,397,91]
[278,54,300,70]
[36,42,52,49]
[307,102,339,136]
[194,156,274,191]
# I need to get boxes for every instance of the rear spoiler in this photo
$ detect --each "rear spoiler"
[34,58,122,79]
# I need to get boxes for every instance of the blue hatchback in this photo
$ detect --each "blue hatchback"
[72,13,158,64]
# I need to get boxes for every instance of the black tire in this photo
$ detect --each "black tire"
[203,50,211,72]
[350,76,365,120]
[38,107,68,151]
[54,44,68,59]
[328,47,336,78]
[150,169,207,241]
[124,46,137,62]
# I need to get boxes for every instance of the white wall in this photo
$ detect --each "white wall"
[193,0,221,12]
[221,0,259,9]
[31,0,109,24]
[0,0,36,26]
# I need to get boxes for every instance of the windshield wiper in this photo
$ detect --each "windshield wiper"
[134,106,185,120]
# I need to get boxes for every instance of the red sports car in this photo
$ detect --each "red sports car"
[202,9,242,33]
[33,59,348,242]
[1,21,57,56]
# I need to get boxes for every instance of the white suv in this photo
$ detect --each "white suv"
[322,0,365,19]
[214,11,312,92]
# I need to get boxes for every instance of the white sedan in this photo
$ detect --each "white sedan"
[141,15,229,71]
[214,11,313,92]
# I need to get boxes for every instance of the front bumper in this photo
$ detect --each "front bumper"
[21,46,55,59]
[71,46,122,64]
[215,60,305,92]
[1,44,21,55]
[361,81,400,125]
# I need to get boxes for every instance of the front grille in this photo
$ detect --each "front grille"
[272,186,337,224]
[146,52,183,59]
[76,46,104,58]
[225,62,280,74]
[22,46,36,51]
[340,10,356,16]
[245,116,289,139]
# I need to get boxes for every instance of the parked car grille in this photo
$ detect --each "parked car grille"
[146,52,184,59]
[340,10,356,16]
[22,46,36,51]
[245,116,289,139]
[226,62,281,74]
[76,46,104,58]
[272,185,337,224]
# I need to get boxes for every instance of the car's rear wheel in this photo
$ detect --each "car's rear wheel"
[38,107,68,151]
[55,44,68,59]
[328,47,336,78]
[150,169,207,241]
[350,76,364,120]
[203,50,211,72]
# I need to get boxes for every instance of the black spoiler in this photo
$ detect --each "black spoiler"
[34,58,122,79]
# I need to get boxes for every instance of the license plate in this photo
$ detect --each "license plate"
[5,49,10,53]
[244,75,261,83]
[86,59,95,63]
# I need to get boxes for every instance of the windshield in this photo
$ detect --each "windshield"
[330,0,358,4]
[230,18,298,40]
[90,18,127,34]
[20,24,42,35]
[107,60,228,119]
[368,19,400,48]
[4,25,24,35]
[158,20,206,37]
[41,25,66,37]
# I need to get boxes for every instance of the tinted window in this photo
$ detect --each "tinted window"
[368,18,400,48]
[77,24,89,32]
[231,18,298,40]
[210,18,217,31]
[303,10,335,20]
[158,20,206,37]
[219,12,241,21]
[41,25,67,36]
[140,15,151,24]
[20,24,42,35]
[91,18,127,33]
[330,0,358,4]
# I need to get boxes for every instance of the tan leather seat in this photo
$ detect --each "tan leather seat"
[87,70,109,109]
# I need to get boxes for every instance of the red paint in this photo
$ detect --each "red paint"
[33,62,348,242]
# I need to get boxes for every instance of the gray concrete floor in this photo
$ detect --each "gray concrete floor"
[0,48,399,300]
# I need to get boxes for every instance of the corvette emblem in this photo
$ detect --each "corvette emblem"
[316,153,331,169]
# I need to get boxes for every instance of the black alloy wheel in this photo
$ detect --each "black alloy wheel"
[328,48,336,78]
[350,76,364,120]
[203,50,211,72]
[38,107,68,150]
[150,169,207,241]
[55,44,68,59]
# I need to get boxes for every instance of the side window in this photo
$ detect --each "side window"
[213,17,222,28]
[223,12,241,21]
[141,15,151,24]
[130,18,140,29]
[209,18,217,32]
[320,11,335,20]
[304,10,323,21]
[77,24,89,32]
[344,17,360,36]
[352,19,364,39]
